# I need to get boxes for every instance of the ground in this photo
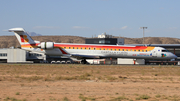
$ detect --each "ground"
[0,64,180,101]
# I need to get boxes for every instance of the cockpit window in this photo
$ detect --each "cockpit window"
[162,50,169,52]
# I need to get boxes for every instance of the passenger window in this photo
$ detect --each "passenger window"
[115,49,116,51]
[142,50,144,52]
[126,49,128,51]
[122,49,124,51]
[138,50,140,52]
[119,49,120,51]
[69,47,71,49]
[94,48,96,50]
[134,50,136,52]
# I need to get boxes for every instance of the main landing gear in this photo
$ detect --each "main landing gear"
[81,59,87,64]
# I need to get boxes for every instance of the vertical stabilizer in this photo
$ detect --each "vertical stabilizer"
[9,28,35,45]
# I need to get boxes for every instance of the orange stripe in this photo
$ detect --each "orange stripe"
[54,44,151,50]
[21,43,155,51]
[21,43,39,48]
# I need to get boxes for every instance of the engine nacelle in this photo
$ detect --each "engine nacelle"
[40,42,54,49]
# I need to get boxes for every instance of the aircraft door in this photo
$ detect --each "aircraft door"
[152,50,157,57]
[157,49,162,58]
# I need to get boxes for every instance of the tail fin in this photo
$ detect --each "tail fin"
[9,28,38,49]
[9,28,35,45]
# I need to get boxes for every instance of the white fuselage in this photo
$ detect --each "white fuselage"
[64,47,175,59]
[24,43,177,60]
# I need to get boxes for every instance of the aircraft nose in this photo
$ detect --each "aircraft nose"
[170,53,177,59]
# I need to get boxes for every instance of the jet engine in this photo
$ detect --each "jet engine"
[40,42,54,49]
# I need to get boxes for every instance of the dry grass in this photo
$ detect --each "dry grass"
[0,64,180,101]
[1,64,179,82]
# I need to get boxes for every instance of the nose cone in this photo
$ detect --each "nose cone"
[170,53,177,59]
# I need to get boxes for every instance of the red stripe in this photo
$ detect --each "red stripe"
[21,43,40,46]
[54,44,148,50]
[21,43,152,50]
[59,48,68,54]
[21,43,39,48]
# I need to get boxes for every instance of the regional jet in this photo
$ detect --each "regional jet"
[9,28,177,64]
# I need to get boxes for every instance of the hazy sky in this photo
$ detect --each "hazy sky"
[1,0,180,38]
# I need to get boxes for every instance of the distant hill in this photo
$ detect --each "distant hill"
[1,36,180,48]
[124,37,180,44]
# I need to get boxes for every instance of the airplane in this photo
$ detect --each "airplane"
[9,28,177,64]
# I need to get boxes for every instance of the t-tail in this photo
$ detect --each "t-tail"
[9,28,39,49]
[9,28,69,56]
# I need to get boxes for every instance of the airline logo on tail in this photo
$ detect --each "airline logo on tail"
[20,35,29,42]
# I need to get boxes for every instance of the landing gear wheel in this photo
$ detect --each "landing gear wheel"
[81,59,87,64]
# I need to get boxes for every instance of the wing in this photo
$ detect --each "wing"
[71,54,100,59]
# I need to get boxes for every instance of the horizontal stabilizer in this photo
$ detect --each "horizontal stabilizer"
[9,28,25,32]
